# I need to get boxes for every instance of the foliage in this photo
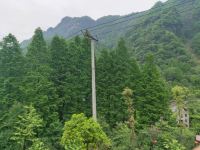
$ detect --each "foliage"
[157,134,186,150]
[137,54,170,125]
[171,85,189,126]
[192,32,200,55]
[22,28,62,148]
[11,105,43,149]
[188,99,200,134]
[122,87,136,147]
[0,102,25,150]
[61,113,111,150]
[51,37,92,120]
[96,39,141,127]
[0,34,24,78]
[0,34,25,107]
[111,123,133,150]
[26,27,49,65]
[28,139,50,150]
[1,0,200,148]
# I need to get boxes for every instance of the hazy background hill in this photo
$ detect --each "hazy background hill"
[20,15,125,48]
[21,0,200,49]
[21,0,200,88]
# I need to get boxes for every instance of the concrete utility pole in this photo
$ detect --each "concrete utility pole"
[82,30,98,121]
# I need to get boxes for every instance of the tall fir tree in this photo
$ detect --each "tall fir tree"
[50,36,92,122]
[26,28,49,67]
[96,39,141,127]
[50,36,68,121]
[62,37,92,120]
[0,34,25,109]
[22,28,61,149]
[0,102,25,150]
[138,54,170,125]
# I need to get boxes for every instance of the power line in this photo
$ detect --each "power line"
[67,0,193,39]
[0,2,198,77]
[95,3,198,41]
[87,0,190,31]
[0,4,198,77]
[89,0,193,32]
[67,30,82,40]
[36,2,199,76]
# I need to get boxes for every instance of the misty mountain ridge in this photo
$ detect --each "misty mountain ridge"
[20,15,127,48]
[21,0,192,48]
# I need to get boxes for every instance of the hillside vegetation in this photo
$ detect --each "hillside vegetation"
[0,0,200,149]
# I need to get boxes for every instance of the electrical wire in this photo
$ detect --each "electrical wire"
[96,3,198,41]
[0,0,199,79]
[67,0,193,39]
[89,0,193,32]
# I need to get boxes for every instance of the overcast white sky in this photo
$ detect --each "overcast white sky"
[0,0,166,42]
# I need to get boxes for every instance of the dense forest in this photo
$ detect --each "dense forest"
[1,0,200,149]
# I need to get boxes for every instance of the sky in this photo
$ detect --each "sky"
[0,0,166,42]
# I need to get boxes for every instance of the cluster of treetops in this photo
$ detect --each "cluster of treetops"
[0,28,199,150]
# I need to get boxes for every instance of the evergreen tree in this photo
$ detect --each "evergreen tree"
[50,36,68,121]
[138,54,170,125]
[61,37,92,120]
[0,0,200,147]
[0,34,24,77]
[0,34,25,108]
[23,28,58,118]
[26,28,49,67]
[0,102,24,150]
[22,28,61,148]
[96,39,141,126]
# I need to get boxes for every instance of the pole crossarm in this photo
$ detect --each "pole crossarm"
[81,29,98,41]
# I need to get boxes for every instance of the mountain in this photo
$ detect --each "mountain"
[21,11,143,49]
[125,0,200,88]
[20,15,124,48]
[21,0,199,48]
[21,0,200,88]
[1,0,200,149]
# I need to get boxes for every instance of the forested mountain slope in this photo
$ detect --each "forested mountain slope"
[125,0,200,88]
[1,0,200,149]
[21,0,200,87]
